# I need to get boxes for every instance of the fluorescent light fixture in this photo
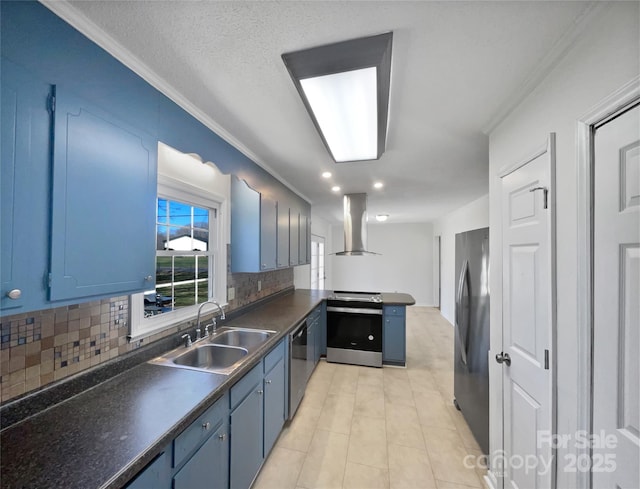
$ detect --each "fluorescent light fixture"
[331,186,341,192]
[322,171,332,178]
[301,68,378,162]
[373,181,384,189]
[282,33,393,163]
[375,214,389,222]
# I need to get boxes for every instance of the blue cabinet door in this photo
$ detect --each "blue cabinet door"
[173,422,229,489]
[126,448,171,489]
[263,356,285,457]
[230,385,263,489]
[260,196,277,271]
[1,60,51,311]
[383,306,406,365]
[289,210,299,266]
[276,203,289,268]
[49,89,157,301]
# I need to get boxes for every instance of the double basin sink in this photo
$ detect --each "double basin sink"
[149,327,277,375]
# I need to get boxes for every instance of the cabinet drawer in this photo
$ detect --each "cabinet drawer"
[264,339,285,373]
[384,306,406,317]
[230,363,262,409]
[174,392,228,468]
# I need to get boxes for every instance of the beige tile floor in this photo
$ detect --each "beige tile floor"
[253,306,488,489]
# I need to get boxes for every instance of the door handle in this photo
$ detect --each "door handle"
[495,352,511,366]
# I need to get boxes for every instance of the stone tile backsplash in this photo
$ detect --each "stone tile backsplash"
[0,264,293,404]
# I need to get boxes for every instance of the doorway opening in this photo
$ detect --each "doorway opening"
[310,235,325,290]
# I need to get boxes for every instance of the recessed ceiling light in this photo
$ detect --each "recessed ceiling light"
[376,214,389,222]
[282,33,393,163]
[331,186,341,192]
[373,182,384,189]
[322,171,332,178]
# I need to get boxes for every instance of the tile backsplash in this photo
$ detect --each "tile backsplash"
[0,265,293,404]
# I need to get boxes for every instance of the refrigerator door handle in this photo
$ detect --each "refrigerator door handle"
[455,260,470,365]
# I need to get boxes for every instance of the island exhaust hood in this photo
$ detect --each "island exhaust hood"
[335,193,379,256]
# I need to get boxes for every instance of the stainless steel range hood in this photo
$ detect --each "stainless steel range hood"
[335,193,379,256]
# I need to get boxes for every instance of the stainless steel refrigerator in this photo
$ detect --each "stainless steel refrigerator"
[454,227,490,454]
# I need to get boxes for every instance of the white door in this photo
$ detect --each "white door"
[593,103,640,489]
[499,135,555,488]
[310,235,325,290]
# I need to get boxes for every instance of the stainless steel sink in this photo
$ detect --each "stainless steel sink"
[149,326,276,375]
[210,327,274,350]
[172,344,248,370]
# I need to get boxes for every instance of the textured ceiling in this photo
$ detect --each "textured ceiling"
[62,0,594,224]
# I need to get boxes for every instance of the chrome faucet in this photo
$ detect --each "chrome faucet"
[196,300,226,336]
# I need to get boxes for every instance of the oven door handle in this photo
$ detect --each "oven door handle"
[326,306,383,315]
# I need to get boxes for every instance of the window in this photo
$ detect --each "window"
[129,143,230,340]
[146,198,216,317]
[310,235,325,290]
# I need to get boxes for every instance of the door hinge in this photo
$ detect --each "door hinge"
[47,94,56,114]
[544,349,549,370]
[529,186,548,209]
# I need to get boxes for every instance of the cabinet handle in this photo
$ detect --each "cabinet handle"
[257,389,263,395]
[202,422,211,430]
[265,379,272,384]
[6,289,22,300]
[219,433,226,441]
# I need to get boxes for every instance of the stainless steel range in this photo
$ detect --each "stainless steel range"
[326,291,383,368]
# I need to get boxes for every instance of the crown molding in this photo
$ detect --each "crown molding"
[39,0,311,204]
[483,1,609,135]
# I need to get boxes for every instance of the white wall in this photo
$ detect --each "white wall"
[433,194,489,325]
[330,222,434,305]
[488,3,639,488]
[293,211,333,290]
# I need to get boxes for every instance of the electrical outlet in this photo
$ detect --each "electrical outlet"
[228,287,235,301]
[257,280,262,292]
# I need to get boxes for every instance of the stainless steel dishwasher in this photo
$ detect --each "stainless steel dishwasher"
[289,319,309,419]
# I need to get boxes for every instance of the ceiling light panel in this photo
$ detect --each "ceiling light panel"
[282,32,393,163]
[300,68,378,162]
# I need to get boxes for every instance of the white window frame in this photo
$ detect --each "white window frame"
[129,146,229,341]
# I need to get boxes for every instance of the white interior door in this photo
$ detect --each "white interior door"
[593,103,640,489]
[499,135,555,489]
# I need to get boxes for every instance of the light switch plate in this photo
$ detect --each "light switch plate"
[258,280,262,292]
[228,287,235,301]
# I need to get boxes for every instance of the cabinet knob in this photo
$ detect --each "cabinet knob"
[6,289,21,300]
[202,422,211,430]
[257,389,263,395]
[144,275,153,281]
[218,433,226,441]
[265,379,272,384]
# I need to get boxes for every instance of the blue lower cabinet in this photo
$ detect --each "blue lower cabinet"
[230,384,264,489]
[173,421,229,489]
[125,448,171,489]
[383,306,407,365]
[263,356,285,457]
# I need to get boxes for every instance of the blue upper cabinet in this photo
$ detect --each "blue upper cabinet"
[231,177,279,273]
[49,88,157,301]
[1,60,52,312]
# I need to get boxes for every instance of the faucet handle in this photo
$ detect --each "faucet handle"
[181,333,192,347]
[195,328,201,340]
[203,324,211,337]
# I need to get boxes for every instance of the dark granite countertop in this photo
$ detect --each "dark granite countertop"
[380,292,416,305]
[0,288,413,489]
